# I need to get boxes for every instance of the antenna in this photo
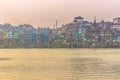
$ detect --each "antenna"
[56,20,58,28]
[53,24,55,29]
[94,16,96,25]
[94,16,96,21]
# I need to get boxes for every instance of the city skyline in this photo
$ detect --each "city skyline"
[0,0,120,28]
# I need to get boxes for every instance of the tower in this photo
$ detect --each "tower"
[93,16,97,31]
[56,20,58,28]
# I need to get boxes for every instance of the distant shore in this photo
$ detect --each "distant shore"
[0,48,120,49]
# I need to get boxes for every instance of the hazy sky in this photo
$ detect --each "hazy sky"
[0,0,120,28]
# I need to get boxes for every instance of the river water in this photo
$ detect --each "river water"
[0,49,120,80]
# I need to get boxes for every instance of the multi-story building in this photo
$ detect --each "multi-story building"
[23,30,36,47]
[113,17,120,24]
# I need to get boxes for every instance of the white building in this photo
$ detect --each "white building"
[74,16,84,23]
[113,17,120,24]
[111,24,120,30]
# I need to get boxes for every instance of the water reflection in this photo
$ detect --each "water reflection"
[0,49,120,80]
[0,57,12,61]
[70,57,120,79]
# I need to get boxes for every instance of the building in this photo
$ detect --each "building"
[113,17,120,24]
[74,16,84,23]
[23,31,37,47]
[111,24,120,31]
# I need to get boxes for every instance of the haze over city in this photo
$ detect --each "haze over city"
[0,0,120,28]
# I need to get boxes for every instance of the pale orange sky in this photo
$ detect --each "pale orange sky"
[0,0,120,28]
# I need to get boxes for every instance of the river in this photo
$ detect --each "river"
[0,49,120,80]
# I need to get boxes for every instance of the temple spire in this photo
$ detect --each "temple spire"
[94,16,96,27]
[93,16,97,31]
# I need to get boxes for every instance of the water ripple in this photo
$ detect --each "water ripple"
[0,57,12,61]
